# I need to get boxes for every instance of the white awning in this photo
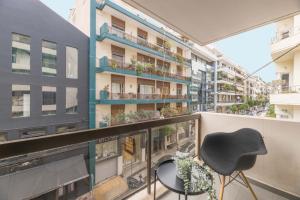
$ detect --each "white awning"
[0,154,88,200]
[123,0,300,44]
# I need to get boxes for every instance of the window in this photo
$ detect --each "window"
[96,138,118,160]
[66,87,78,114]
[12,85,30,117]
[139,84,154,94]
[12,33,30,73]
[42,40,57,76]
[66,46,78,79]
[42,86,56,115]
[111,16,125,31]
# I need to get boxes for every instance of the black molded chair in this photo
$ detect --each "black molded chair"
[200,128,267,200]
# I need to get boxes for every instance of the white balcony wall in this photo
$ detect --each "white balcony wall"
[70,0,90,36]
[200,112,300,197]
[182,84,187,95]
[124,47,136,63]
[96,10,111,35]
[96,73,111,99]
[293,51,300,86]
[125,20,137,37]
[96,105,111,128]
[270,93,300,106]
[96,42,111,66]
[125,76,137,93]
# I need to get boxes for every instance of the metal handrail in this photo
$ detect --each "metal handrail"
[0,113,201,160]
[107,26,191,64]
[106,58,191,81]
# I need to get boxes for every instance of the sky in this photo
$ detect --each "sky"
[40,0,276,83]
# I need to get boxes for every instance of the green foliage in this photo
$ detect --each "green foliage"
[266,104,276,118]
[175,155,217,199]
[111,60,118,69]
[239,103,249,111]
[230,104,238,113]
[136,62,144,75]
[161,106,178,117]
[160,125,176,136]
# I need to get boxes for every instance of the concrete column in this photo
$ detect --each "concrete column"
[293,50,300,87]
[117,155,123,175]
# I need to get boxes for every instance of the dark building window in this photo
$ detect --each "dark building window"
[42,40,57,76]
[12,84,30,117]
[12,33,31,73]
[21,127,47,139]
[42,86,56,115]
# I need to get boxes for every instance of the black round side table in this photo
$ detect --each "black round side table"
[154,159,212,200]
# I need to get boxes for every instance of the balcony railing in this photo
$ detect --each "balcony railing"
[98,56,191,84]
[0,114,200,200]
[272,85,300,94]
[98,23,192,67]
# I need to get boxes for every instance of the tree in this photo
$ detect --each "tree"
[230,105,238,114]
[239,103,249,111]
[266,105,276,118]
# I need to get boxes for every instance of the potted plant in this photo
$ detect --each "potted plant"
[176,54,184,65]
[163,40,171,50]
[100,85,109,100]
[130,56,137,69]
[136,62,144,75]
[99,115,110,128]
[111,60,118,69]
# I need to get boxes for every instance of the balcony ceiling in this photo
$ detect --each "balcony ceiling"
[122,0,300,45]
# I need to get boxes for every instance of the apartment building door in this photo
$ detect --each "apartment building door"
[111,45,125,67]
[176,84,182,97]
[111,75,125,99]
[111,16,125,37]
[157,59,170,72]
[281,73,289,92]
[137,78,155,99]
[157,81,170,98]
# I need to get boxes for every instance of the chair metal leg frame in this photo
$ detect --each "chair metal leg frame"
[239,171,258,200]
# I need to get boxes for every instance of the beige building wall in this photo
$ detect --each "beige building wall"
[96,73,111,99]
[200,112,300,197]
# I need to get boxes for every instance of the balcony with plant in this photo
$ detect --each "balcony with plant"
[98,56,191,84]
[97,23,192,67]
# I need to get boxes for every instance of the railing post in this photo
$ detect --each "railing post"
[197,115,201,159]
[147,128,152,194]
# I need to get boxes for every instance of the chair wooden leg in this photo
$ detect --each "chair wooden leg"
[219,175,225,200]
[240,171,257,200]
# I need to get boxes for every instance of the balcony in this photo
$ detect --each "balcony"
[97,56,191,84]
[97,23,192,67]
[96,92,190,104]
[271,26,300,55]
[270,85,300,106]
[0,113,299,200]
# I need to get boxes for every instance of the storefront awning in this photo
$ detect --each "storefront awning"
[123,0,300,45]
[0,154,88,200]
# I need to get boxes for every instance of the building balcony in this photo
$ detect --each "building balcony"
[95,0,191,49]
[271,26,300,55]
[97,56,191,84]
[97,23,192,67]
[1,113,299,200]
[270,85,300,106]
[96,93,190,104]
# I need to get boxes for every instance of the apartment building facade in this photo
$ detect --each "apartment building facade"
[270,14,300,120]
[215,55,246,113]
[190,45,217,112]
[69,0,193,188]
[0,0,89,199]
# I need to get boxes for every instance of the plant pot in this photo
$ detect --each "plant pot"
[99,121,108,128]
[100,90,109,100]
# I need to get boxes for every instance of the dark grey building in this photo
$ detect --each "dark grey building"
[0,0,89,199]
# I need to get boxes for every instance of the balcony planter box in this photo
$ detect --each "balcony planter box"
[100,90,109,100]
[99,121,108,128]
